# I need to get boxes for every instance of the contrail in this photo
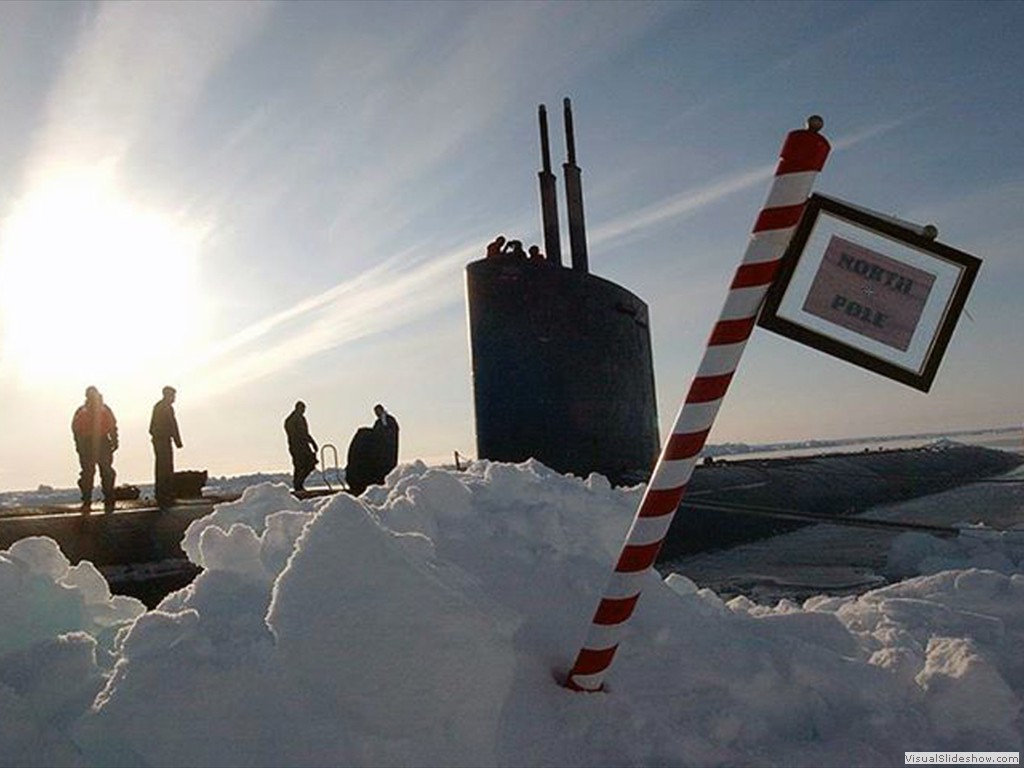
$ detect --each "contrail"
[187,241,483,401]
[591,115,921,249]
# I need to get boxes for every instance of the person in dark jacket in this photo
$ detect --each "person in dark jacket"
[149,386,183,510]
[284,401,318,492]
[345,426,377,497]
[71,386,119,513]
[345,405,400,496]
[373,403,400,475]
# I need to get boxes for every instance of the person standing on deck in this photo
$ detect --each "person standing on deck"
[149,386,183,510]
[284,400,318,493]
[71,386,119,514]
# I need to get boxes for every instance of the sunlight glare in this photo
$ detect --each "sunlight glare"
[0,168,205,383]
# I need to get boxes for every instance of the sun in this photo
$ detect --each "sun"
[0,166,206,384]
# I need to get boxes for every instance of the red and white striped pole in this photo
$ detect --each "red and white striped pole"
[565,116,831,692]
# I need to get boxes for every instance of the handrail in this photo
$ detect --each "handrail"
[320,443,341,491]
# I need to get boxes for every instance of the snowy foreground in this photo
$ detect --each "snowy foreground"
[2,460,1022,767]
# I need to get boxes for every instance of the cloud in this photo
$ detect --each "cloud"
[312,3,671,253]
[27,1,272,179]
[590,162,778,248]
[830,113,924,152]
[590,116,921,249]
[186,241,483,401]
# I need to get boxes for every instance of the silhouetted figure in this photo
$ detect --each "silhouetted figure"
[503,239,526,259]
[486,235,507,258]
[345,426,377,496]
[284,401,318,492]
[149,386,183,510]
[373,403,400,475]
[344,404,400,496]
[71,386,118,514]
[528,244,544,261]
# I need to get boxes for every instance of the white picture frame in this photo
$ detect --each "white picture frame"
[757,194,981,392]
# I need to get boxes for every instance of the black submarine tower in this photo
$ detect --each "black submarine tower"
[465,98,660,485]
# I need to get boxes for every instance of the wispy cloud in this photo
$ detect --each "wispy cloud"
[308,3,671,258]
[186,240,484,401]
[30,1,273,178]
[830,112,925,152]
[590,162,777,247]
[590,116,921,249]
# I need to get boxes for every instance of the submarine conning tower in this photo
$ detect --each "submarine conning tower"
[465,98,660,486]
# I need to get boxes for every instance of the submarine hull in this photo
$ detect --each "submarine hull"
[659,443,1024,560]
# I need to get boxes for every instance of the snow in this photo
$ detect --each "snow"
[1,458,1022,766]
[887,525,1024,579]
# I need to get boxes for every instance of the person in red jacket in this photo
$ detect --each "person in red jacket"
[71,385,119,513]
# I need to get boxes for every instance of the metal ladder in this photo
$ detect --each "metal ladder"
[319,443,344,492]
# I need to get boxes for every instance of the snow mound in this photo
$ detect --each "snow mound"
[1,461,1021,766]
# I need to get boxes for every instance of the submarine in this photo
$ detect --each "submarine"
[465,99,660,487]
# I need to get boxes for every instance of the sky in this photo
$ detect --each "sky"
[2,462,1023,764]
[1,0,1023,492]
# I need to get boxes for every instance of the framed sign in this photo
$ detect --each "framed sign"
[757,194,981,392]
